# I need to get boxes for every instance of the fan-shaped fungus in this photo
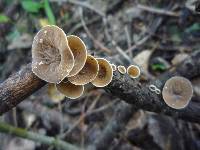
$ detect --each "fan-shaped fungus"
[56,81,84,99]
[162,76,193,109]
[67,35,87,77]
[111,64,117,71]
[47,83,65,103]
[117,65,126,74]
[68,55,99,85]
[127,65,140,79]
[32,25,74,83]
[91,58,113,87]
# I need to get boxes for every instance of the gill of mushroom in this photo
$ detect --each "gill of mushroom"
[127,65,141,79]
[162,76,193,109]
[32,25,74,83]
[56,80,84,99]
[117,65,126,74]
[91,58,113,87]
[67,35,87,77]
[68,55,99,85]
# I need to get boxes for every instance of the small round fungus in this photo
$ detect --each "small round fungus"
[117,65,126,74]
[162,76,193,109]
[47,83,65,103]
[32,25,74,83]
[127,65,140,79]
[68,55,99,85]
[91,58,113,87]
[111,64,117,71]
[56,81,84,99]
[67,35,87,77]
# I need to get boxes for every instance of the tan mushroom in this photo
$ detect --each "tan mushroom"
[91,58,113,87]
[162,76,193,109]
[56,81,84,99]
[127,65,140,79]
[111,64,117,71]
[47,83,65,103]
[117,65,126,74]
[68,55,99,85]
[32,25,74,83]
[67,35,87,77]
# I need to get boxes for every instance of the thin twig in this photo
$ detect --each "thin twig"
[79,8,111,54]
[137,4,179,17]
[0,122,80,150]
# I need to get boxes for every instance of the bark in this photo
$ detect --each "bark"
[0,51,199,123]
[0,64,46,114]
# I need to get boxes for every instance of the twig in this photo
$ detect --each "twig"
[90,102,136,150]
[79,8,111,54]
[18,101,72,130]
[0,121,80,150]
[137,4,179,17]
[50,0,105,17]
[0,51,200,123]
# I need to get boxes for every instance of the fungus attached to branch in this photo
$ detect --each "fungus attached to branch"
[111,64,117,71]
[162,76,193,109]
[92,58,113,87]
[127,65,140,79]
[67,35,87,77]
[117,65,126,74]
[56,81,84,99]
[68,55,99,85]
[32,25,74,83]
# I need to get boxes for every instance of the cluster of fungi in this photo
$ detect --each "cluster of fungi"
[32,25,193,110]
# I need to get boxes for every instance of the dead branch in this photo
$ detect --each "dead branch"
[0,51,199,123]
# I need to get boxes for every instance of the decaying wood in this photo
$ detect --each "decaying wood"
[0,51,199,123]
[0,64,45,114]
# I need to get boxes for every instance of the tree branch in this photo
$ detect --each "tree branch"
[0,51,199,123]
[0,121,80,150]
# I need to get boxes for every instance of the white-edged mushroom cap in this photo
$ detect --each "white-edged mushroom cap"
[117,65,126,74]
[91,58,113,87]
[67,35,87,77]
[127,65,140,79]
[162,76,193,109]
[56,81,84,99]
[47,83,65,103]
[111,64,117,71]
[68,55,99,85]
[32,25,74,83]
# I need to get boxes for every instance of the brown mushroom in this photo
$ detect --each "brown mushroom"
[127,65,140,79]
[68,55,99,85]
[91,58,113,87]
[67,35,87,77]
[162,76,193,109]
[47,83,65,103]
[32,25,74,83]
[56,81,84,99]
[117,65,126,74]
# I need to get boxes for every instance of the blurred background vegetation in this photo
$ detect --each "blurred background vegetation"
[0,0,199,150]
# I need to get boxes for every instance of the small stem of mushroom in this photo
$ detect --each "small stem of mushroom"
[0,51,200,123]
[0,121,81,150]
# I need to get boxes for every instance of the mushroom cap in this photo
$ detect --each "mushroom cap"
[117,65,126,74]
[111,64,117,71]
[56,81,84,99]
[67,35,87,77]
[127,65,140,79]
[68,55,99,85]
[162,76,193,109]
[91,58,113,87]
[47,83,65,103]
[32,25,74,83]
